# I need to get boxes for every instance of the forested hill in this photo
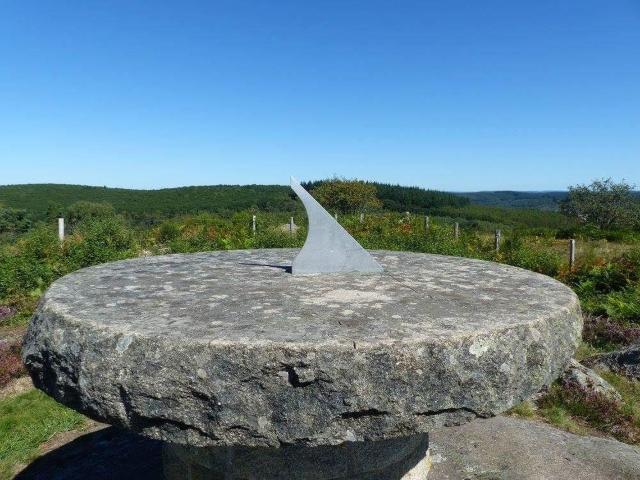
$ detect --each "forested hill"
[0,184,298,220]
[0,182,468,221]
[301,180,469,212]
[455,191,568,210]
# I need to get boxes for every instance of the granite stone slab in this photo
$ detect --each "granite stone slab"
[23,249,582,447]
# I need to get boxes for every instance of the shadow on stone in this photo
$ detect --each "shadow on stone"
[163,434,429,480]
[16,427,162,480]
[238,262,292,273]
[17,428,429,480]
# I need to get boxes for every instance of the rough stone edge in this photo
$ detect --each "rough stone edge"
[23,291,582,447]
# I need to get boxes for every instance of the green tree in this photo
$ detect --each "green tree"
[560,179,639,230]
[65,201,116,229]
[310,179,382,213]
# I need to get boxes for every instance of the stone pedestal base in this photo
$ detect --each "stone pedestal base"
[163,434,430,480]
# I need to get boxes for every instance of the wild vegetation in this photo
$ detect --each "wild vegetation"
[1,178,640,478]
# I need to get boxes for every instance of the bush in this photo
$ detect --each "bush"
[0,226,62,300]
[161,214,249,253]
[604,287,640,323]
[582,315,640,350]
[65,201,116,229]
[499,237,562,276]
[65,217,137,269]
[0,208,32,235]
[156,221,181,243]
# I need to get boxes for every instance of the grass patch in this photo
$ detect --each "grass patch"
[507,400,536,418]
[0,390,86,479]
[538,404,586,435]
[574,341,603,361]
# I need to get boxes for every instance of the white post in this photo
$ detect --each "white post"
[334,212,338,221]
[289,217,294,235]
[424,216,430,232]
[252,215,256,235]
[360,213,364,223]
[495,229,501,252]
[58,217,65,242]
[454,222,459,239]
[569,239,576,270]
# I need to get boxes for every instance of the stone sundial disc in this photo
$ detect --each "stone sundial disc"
[23,249,581,448]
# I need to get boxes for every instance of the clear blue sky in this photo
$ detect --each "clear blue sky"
[1,1,638,191]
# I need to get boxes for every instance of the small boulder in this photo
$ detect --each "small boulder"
[430,416,640,480]
[560,359,622,403]
[582,345,640,380]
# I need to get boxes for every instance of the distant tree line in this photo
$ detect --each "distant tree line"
[1,178,638,236]
[0,180,469,225]
[0,184,300,224]
[302,179,469,213]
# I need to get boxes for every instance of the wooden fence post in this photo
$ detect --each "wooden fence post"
[495,229,501,252]
[252,215,256,235]
[569,239,576,270]
[58,218,65,242]
[454,222,459,239]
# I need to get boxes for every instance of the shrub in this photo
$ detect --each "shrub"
[0,208,32,235]
[65,217,137,269]
[0,226,62,300]
[156,221,181,243]
[538,381,640,444]
[604,287,640,323]
[570,264,630,296]
[582,315,640,349]
[499,237,562,276]
[65,201,116,229]
[0,341,25,388]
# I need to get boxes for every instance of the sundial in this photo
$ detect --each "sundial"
[23,179,582,479]
[289,177,382,275]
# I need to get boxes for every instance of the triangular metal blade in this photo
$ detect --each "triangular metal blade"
[290,177,383,275]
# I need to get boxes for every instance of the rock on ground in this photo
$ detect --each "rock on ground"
[583,345,640,380]
[559,359,622,402]
[430,416,640,480]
